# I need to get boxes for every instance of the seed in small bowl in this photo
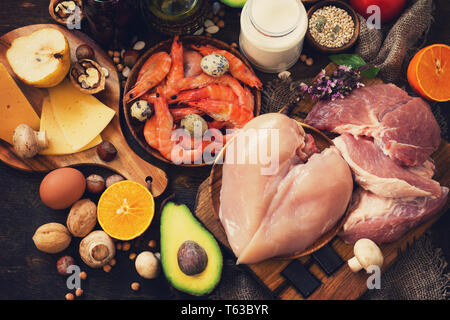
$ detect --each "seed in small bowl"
[309,5,355,48]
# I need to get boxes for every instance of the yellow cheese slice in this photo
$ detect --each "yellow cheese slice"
[0,63,40,145]
[39,97,102,155]
[48,79,115,151]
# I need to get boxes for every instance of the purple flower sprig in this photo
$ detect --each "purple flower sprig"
[299,65,365,101]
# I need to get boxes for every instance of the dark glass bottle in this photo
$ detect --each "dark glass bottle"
[83,0,138,46]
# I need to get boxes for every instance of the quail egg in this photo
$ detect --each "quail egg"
[181,114,208,137]
[130,100,154,122]
[200,54,229,77]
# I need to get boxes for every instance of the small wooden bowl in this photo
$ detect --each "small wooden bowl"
[48,0,84,27]
[305,0,360,54]
[123,36,261,167]
[209,122,349,260]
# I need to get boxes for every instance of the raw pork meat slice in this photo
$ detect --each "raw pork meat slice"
[236,147,353,264]
[219,113,305,258]
[339,187,449,244]
[305,84,441,166]
[333,134,442,198]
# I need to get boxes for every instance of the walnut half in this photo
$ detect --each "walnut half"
[49,0,83,26]
[70,59,106,94]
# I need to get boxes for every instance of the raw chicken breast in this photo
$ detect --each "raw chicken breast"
[219,113,353,264]
[219,113,305,258]
[333,134,442,198]
[340,187,449,244]
[237,147,353,264]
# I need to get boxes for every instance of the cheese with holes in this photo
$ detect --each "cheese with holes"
[0,63,40,145]
[48,79,115,151]
[40,97,102,155]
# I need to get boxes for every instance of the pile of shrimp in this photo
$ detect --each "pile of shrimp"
[125,36,262,164]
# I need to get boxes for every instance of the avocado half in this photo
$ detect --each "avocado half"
[160,202,223,296]
[221,0,247,8]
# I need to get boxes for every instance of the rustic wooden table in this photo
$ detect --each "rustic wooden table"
[0,0,448,300]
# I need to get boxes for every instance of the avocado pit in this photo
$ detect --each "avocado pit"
[177,240,208,276]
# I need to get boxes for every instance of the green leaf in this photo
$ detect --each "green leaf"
[361,66,381,79]
[329,54,366,68]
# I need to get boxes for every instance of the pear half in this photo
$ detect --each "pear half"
[6,28,71,88]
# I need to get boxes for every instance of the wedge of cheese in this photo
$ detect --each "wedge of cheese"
[48,79,115,151]
[39,97,102,155]
[0,63,40,145]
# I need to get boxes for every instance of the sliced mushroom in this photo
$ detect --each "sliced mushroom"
[347,238,384,273]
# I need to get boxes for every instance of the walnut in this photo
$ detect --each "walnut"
[32,223,72,254]
[70,59,106,94]
[66,199,97,237]
[49,0,83,26]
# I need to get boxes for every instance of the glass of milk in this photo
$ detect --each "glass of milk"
[239,0,308,73]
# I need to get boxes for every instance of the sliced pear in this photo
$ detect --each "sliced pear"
[6,28,71,88]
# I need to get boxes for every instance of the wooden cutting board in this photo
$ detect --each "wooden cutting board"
[194,63,450,300]
[0,24,168,196]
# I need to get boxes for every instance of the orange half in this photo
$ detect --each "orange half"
[98,180,155,240]
[407,44,450,102]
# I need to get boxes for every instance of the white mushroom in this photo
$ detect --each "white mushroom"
[13,124,48,158]
[347,238,384,273]
[135,251,160,279]
[79,230,115,268]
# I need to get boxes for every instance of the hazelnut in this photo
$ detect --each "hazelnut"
[57,255,76,276]
[123,50,140,68]
[86,174,105,194]
[103,265,112,273]
[122,242,131,251]
[75,288,83,297]
[148,240,157,248]
[131,282,140,291]
[76,44,95,61]
[65,293,75,300]
[129,253,137,260]
[109,258,116,266]
[177,240,208,276]
[105,174,124,188]
[108,50,114,58]
[306,57,314,66]
[113,56,120,64]
[217,20,225,28]
[97,141,117,162]
[80,271,87,280]
[300,54,308,62]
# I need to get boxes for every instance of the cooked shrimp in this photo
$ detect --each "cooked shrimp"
[187,99,254,128]
[124,52,171,103]
[192,44,263,89]
[169,84,238,104]
[170,74,253,112]
[170,107,205,121]
[143,88,204,164]
[166,35,184,89]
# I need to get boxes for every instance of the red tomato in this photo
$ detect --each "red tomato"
[349,0,406,23]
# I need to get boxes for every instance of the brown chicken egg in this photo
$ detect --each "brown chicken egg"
[40,168,86,210]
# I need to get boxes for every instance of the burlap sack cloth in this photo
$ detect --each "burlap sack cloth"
[210,0,449,300]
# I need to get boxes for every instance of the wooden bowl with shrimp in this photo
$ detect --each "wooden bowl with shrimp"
[123,36,262,167]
